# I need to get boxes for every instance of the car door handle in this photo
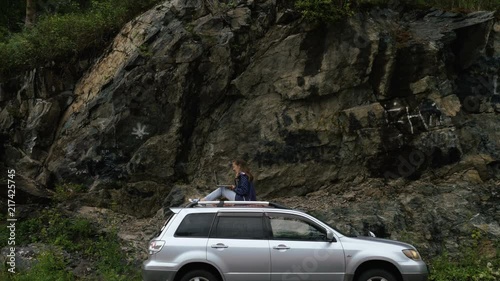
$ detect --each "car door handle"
[273,244,290,250]
[211,243,229,249]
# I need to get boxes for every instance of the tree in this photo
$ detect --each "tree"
[25,0,36,27]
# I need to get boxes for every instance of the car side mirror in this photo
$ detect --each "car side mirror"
[368,231,376,238]
[326,230,335,242]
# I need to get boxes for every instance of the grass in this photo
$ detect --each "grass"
[0,208,141,281]
[429,230,500,281]
[3,251,73,281]
[430,253,500,281]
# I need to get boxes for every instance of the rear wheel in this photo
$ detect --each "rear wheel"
[179,269,219,281]
[357,269,397,281]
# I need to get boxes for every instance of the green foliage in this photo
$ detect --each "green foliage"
[138,44,153,58]
[295,0,353,23]
[294,0,499,23]
[38,0,84,15]
[219,0,238,11]
[401,0,500,11]
[17,209,93,251]
[0,0,25,37]
[0,0,162,77]
[0,208,141,280]
[353,0,500,11]
[94,230,142,281]
[429,230,500,281]
[5,251,73,281]
[0,252,70,281]
[53,182,87,201]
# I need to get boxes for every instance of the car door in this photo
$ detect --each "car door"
[207,212,271,281]
[267,213,345,281]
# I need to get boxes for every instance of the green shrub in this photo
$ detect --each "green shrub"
[353,0,500,11]
[430,252,500,281]
[0,250,72,281]
[0,0,162,77]
[408,0,500,11]
[94,230,142,281]
[294,0,499,23]
[53,182,87,201]
[12,251,72,281]
[17,209,93,251]
[429,231,500,281]
[295,0,353,23]
[1,207,141,280]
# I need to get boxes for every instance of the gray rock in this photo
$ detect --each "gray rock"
[163,185,186,209]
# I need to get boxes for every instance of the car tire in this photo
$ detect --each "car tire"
[357,269,397,281]
[179,269,219,281]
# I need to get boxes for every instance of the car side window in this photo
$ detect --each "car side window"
[212,216,266,239]
[175,213,215,237]
[268,214,326,241]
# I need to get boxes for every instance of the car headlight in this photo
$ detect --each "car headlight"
[403,249,421,260]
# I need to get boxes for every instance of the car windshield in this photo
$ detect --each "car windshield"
[306,212,348,237]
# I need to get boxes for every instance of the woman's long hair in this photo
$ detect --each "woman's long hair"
[233,159,254,182]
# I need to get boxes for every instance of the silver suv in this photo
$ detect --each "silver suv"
[142,201,428,281]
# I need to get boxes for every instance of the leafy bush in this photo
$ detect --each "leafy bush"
[354,0,500,11]
[429,231,500,281]
[0,0,161,77]
[294,0,500,23]
[53,182,87,201]
[406,0,500,11]
[295,0,353,23]
[4,251,73,281]
[17,209,93,251]
[0,208,141,280]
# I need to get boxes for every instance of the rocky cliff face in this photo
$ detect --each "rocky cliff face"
[0,0,499,257]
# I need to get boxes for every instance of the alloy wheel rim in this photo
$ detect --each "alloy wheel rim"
[189,277,210,281]
[367,277,388,281]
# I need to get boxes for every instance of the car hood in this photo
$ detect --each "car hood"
[341,236,416,249]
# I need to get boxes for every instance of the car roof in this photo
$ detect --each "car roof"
[170,201,319,218]
[186,201,289,209]
[169,201,292,214]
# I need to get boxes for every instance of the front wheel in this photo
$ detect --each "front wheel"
[179,269,219,281]
[357,269,397,281]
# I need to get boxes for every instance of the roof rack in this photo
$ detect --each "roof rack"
[186,200,289,209]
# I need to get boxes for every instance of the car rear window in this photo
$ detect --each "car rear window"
[175,213,215,238]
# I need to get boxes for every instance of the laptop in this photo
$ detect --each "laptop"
[214,172,232,188]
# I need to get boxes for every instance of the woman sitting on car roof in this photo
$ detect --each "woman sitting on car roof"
[190,159,257,202]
